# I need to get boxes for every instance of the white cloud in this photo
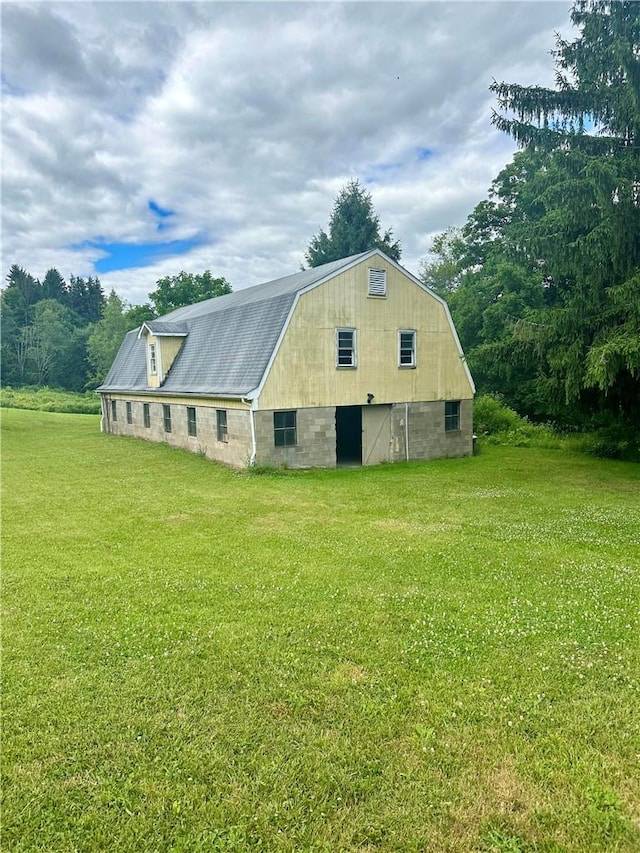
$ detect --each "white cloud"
[1,1,572,305]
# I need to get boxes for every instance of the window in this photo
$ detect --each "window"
[368,268,387,297]
[126,402,132,424]
[216,409,228,443]
[399,330,416,367]
[149,343,157,375]
[445,401,460,432]
[336,328,357,367]
[274,410,297,447]
[143,403,151,428]
[187,407,197,437]
[111,400,117,421]
[163,404,172,433]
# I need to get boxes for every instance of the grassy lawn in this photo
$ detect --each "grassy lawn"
[2,408,639,852]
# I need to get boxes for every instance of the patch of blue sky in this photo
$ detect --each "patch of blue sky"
[148,199,175,218]
[148,199,176,233]
[416,146,434,161]
[73,236,205,274]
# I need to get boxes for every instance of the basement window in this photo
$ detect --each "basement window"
[187,406,197,437]
[399,330,416,367]
[274,410,297,447]
[445,400,460,432]
[143,403,151,428]
[368,268,387,297]
[336,328,357,367]
[163,404,172,433]
[217,410,228,443]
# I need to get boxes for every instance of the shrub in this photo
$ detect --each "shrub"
[0,386,101,415]
[473,394,524,435]
[579,423,640,461]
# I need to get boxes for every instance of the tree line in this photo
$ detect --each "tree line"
[2,1,637,433]
[0,266,231,390]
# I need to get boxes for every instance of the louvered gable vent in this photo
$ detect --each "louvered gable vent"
[368,267,387,297]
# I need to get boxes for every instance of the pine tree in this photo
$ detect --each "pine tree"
[305,180,401,268]
[490,0,640,420]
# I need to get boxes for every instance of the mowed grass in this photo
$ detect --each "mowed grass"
[2,409,639,853]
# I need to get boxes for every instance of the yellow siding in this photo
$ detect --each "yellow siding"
[105,392,249,410]
[258,258,473,410]
[145,335,185,386]
[146,335,160,388]
[160,337,184,381]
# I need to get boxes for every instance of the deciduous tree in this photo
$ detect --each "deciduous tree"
[149,271,232,316]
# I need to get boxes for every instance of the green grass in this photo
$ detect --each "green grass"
[2,409,639,852]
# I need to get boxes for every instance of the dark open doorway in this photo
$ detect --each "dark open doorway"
[336,406,362,466]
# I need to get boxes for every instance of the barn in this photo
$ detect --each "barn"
[98,250,475,467]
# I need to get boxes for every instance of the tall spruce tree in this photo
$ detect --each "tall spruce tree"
[490,0,640,420]
[305,180,401,267]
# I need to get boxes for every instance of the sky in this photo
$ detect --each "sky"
[2,1,573,306]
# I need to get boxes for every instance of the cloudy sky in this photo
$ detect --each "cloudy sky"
[2,1,573,306]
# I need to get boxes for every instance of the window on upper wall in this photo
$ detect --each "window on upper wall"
[445,400,460,432]
[143,403,151,428]
[399,330,416,367]
[111,400,117,421]
[216,409,228,443]
[336,328,357,368]
[126,402,132,424]
[187,406,197,437]
[149,343,157,375]
[163,404,172,433]
[368,268,387,297]
[274,410,297,447]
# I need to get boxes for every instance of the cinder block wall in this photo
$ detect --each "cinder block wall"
[104,398,473,468]
[390,399,473,461]
[254,407,337,468]
[104,399,253,467]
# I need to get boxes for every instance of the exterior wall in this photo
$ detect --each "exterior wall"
[252,400,472,469]
[101,395,253,467]
[144,335,185,387]
[390,399,473,462]
[258,256,473,411]
[158,336,185,383]
[253,407,337,468]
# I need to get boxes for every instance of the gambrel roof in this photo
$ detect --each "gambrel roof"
[99,252,374,398]
[99,249,474,399]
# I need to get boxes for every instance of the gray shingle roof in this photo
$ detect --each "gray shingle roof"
[142,320,188,335]
[98,252,372,398]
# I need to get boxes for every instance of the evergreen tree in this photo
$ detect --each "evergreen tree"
[42,268,67,302]
[490,0,640,420]
[305,180,401,267]
[67,275,105,324]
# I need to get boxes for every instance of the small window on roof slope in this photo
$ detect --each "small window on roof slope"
[368,268,387,297]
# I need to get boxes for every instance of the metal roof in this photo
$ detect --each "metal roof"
[98,252,373,398]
